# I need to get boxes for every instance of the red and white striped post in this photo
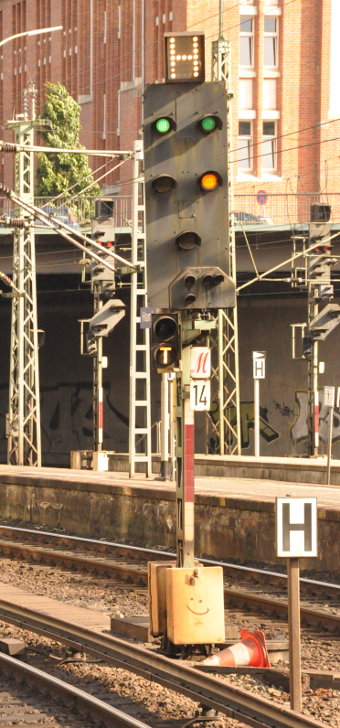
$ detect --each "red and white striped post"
[176,344,195,568]
[98,384,104,448]
[314,389,319,453]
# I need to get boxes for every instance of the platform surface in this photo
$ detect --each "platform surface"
[0,581,110,631]
[0,462,339,511]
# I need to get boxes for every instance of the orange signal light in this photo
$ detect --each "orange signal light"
[199,171,222,192]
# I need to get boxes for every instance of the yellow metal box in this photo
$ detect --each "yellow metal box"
[166,565,225,645]
[148,560,176,636]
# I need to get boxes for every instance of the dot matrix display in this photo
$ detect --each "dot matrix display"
[164,32,205,83]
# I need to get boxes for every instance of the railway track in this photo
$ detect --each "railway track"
[0,651,153,728]
[0,524,338,634]
[0,595,330,728]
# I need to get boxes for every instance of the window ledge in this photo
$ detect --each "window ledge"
[262,110,280,120]
[264,7,282,16]
[259,173,282,181]
[238,109,256,119]
[240,6,257,15]
[78,94,92,104]
[263,69,280,78]
[236,172,259,181]
[236,172,282,182]
[239,68,256,78]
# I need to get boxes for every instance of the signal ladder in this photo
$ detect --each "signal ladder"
[129,140,152,476]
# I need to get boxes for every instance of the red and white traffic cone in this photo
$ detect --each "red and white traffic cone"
[202,629,271,668]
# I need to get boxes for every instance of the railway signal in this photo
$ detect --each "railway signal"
[143,76,232,309]
[151,313,180,371]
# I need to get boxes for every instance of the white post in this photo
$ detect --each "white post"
[252,351,265,458]
[159,373,170,479]
[254,377,260,457]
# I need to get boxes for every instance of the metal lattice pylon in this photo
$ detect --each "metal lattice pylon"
[7,89,41,465]
[208,37,241,455]
[128,140,152,476]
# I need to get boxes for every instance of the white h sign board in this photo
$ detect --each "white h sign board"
[276,498,318,558]
[252,351,266,379]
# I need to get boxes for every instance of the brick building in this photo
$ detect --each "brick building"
[0,0,339,223]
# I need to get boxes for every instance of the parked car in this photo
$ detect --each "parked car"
[233,211,273,225]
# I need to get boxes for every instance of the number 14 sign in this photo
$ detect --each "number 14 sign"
[190,347,211,411]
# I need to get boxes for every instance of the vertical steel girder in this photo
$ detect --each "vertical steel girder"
[7,120,41,466]
[209,38,241,455]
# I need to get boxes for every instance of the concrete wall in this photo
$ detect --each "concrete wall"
[0,474,338,574]
[1,279,340,465]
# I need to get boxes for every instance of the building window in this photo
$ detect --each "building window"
[238,121,253,170]
[239,78,253,110]
[263,78,276,110]
[118,5,121,39]
[262,121,277,170]
[240,16,254,67]
[103,10,107,43]
[103,93,106,140]
[264,16,278,67]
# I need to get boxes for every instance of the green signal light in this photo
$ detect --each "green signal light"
[201,116,217,132]
[155,117,171,134]
[198,115,223,134]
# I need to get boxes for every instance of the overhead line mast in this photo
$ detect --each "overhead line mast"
[210,9,241,456]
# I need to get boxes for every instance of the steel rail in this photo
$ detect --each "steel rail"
[0,539,147,583]
[0,651,151,728]
[0,529,338,633]
[0,524,338,596]
[0,597,329,728]
[224,589,340,633]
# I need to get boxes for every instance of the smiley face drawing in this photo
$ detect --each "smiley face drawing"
[186,596,210,616]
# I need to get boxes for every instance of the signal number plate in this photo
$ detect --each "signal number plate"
[190,379,211,411]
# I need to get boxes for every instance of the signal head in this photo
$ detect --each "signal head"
[184,292,197,306]
[153,314,178,342]
[152,116,176,135]
[151,313,180,371]
[199,171,222,192]
[176,231,201,250]
[198,114,223,134]
[151,174,177,194]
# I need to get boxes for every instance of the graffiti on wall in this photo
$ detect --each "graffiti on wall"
[0,381,339,462]
[291,389,340,444]
[0,382,128,463]
[208,388,340,452]
[208,400,280,452]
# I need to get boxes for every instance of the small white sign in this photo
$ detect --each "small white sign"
[190,379,211,411]
[191,347,211,380]
[336,387,340,409]
[253,351,266,380]
[276,498,317,558]
[324,386,335,407]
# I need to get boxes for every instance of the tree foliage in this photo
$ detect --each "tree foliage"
[36,83,99,218]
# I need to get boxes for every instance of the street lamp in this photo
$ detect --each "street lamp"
[0,26,62,48]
